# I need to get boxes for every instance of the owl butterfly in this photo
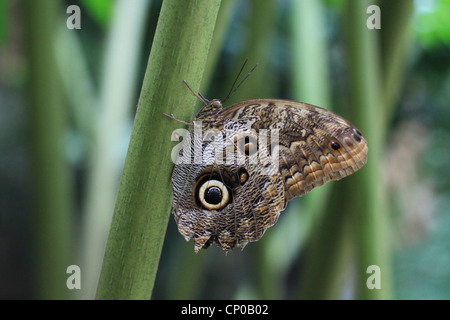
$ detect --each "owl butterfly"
[169,78,368,253]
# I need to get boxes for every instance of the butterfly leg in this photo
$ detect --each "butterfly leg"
[162,112,194,126]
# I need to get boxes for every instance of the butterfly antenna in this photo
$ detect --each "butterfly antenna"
[222,61,259,104]
[222,59,248,103]
[183,80,209,105]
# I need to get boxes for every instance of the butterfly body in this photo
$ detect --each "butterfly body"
[171,98,368,252]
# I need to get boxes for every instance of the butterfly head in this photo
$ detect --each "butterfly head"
[195,99,223,122]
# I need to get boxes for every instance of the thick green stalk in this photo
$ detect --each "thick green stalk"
[345,0,393,299]
[95,0,221,300]
[24,0,73,299]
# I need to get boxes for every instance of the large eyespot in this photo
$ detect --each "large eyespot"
[198,179,230,210]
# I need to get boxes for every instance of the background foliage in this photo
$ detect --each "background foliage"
[0,0,449,299]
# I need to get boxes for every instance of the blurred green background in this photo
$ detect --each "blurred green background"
[0,0,449,299]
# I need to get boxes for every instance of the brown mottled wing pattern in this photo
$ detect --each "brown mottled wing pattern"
[171,99,368,252]
[172,120,285,252]
[219,99,368,201]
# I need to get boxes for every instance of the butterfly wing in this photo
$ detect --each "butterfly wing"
[171,121,285,252]
[171,99,368,252]
[218,99,368,201]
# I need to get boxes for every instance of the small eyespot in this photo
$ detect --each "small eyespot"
[352,129,362,142]
[198,179,230,210]
[352,133,361,142]
[238,168,249,185]
[330,140,341,150]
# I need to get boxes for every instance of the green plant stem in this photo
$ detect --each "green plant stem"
[95,0,221,300]
[24,0,73,299]
[231,0,277,104]
[55,27,96,141]
[292,0,332,109]
[379,0,414,126]
[202,0,238,93]
[290,0,347,299]
[291,0,333,230]
[80,0,151,299]
[345,0,393,299]
[299,180,354,299]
